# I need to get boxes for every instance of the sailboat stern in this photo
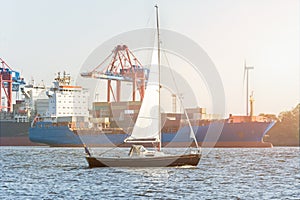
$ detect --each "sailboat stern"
[169,153,201,167]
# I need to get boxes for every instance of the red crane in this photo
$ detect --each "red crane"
[81,45,149,102]
[0,58,25,112]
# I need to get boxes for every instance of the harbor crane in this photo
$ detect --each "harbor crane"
[81,45,149,102]
[0,58,26,112]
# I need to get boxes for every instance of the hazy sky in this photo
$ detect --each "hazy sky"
[1,0,299,116]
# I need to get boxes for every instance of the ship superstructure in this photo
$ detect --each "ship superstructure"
[33,72,89,127]
[21,79,48,117]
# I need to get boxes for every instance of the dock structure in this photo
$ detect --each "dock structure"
[0,58,26,112]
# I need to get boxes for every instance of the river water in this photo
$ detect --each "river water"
[1,147,299,199]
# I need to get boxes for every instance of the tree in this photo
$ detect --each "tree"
[264,104,299,146]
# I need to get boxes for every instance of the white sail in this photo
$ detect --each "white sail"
[125,52,160,143]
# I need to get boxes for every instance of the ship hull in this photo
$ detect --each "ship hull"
[29,121,275,147]
[0,121,44,146]
[86,154,201,168]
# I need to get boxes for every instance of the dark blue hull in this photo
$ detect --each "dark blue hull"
[29,121,275,147]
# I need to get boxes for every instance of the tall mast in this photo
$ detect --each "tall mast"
[155,4,161,151]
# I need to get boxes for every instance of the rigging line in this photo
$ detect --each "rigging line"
[145,6,155,27]
[162,50,199,148]
[79,131,125,157]
[98,142,125,156]
[162,50,180,100]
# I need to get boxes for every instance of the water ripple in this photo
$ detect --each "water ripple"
[1,147,299,199]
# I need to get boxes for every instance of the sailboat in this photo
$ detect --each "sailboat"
[84,5,201,168]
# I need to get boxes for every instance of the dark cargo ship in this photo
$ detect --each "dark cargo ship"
[0,79,48,146]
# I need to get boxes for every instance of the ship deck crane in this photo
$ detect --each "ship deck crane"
[81,45,149,102]
[0,58,26,112]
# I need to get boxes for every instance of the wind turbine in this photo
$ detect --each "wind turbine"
[243,60,254,116]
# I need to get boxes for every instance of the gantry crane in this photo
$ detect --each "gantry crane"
[81,45,149,102]
[0,58,26,112]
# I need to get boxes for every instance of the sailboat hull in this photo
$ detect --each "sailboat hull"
[86,153,201,168]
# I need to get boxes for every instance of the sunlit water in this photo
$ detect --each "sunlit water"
[1,147,299,199]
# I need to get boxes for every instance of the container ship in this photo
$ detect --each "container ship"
[28,71,275,148]
[2,48,275,147]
